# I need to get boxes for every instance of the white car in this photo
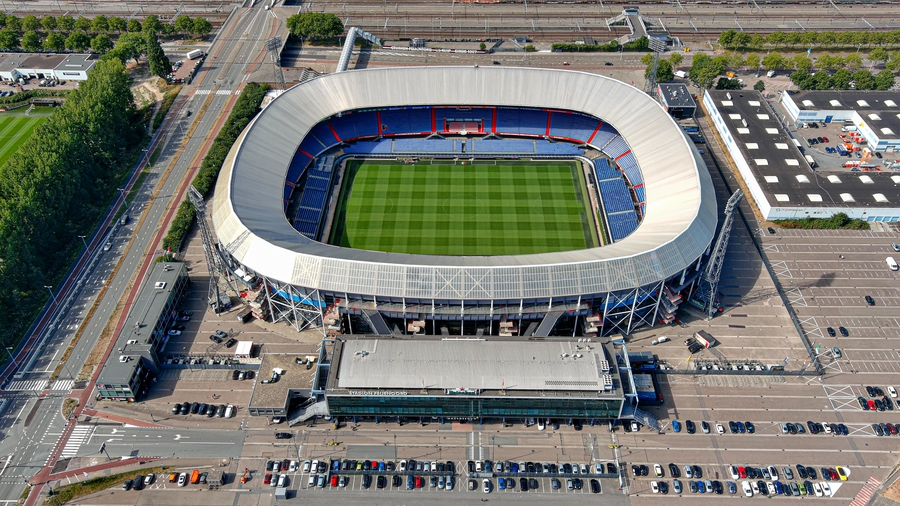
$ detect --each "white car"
[890,386,898,398]
[741,480,753,497]
[307,474,316,487]
[177,473,188,487]
[822,423,832,434]
[813,482,824,497]
[430,461,438,472]
[483,479,492,493]
[475,461,483,472]
[167,330,181,336]
[715,423,725,435]
[631,421,640,432]
[538,418,546,430]
[654,464,663,478]
[768,466,778,480]
[821,482,832,496]
[302,460,311,473]
[398,460,407,472]
[580,464,588,474]
[650,481,659,493]
[750,481,760,495]
[288,460,297,472]
[570,463,578,474]
[310,460,319,474]
[767,482,777,495]
[683,465,693,479]
[729,465,739,480]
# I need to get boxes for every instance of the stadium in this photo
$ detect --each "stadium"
[211,66,718,339]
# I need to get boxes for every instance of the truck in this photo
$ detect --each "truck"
[693,330,718,349]
[674,70,687,79]
[888,257,899,271]
[186,49,204,60]
[836,144,848,156]
[725,71,736,78]
[766,70,776,78]
[804,154,817,169]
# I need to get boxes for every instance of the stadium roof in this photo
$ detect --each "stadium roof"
[332,339,621,396]
[212,67,717,299]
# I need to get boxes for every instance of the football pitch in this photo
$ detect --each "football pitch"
[0,110,51,169]
[330,159,598,256]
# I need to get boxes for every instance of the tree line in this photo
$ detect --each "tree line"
[0,13,211,54]
[719,29,900,51]
[163,82,269,252]
[0,58,144,350]
[551,36,650,53]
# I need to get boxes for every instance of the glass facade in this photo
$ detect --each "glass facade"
[327,394,623,419]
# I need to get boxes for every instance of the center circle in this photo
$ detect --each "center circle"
[441,194,486,219]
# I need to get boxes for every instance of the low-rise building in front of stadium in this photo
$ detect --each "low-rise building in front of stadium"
[657,82,696,120]
[703,90,900,223]
[0,52,97,82]
[780,90,900,152]
[96,263,189,401]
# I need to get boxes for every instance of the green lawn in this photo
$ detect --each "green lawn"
[0,110,51,168]
[330,160,598,256]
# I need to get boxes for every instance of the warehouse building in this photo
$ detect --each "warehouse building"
[780,90,900,152]
[0,52,97,82]
[96,263,189,401]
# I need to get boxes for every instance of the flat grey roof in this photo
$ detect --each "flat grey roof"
[212,67,717,299]
[788,90,900,140]
[0,53,28,72]
[332,339,619,396]
[21,54,66,69]
[709,90,900,210]
[248,353,317,409]
[659,83,696,108]
[98,263,185,386]
[56,53,96,72]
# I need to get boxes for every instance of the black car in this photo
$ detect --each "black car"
[839,326,849,337]
[467,460,475,473]
[520,477,528,491]
[133,475,144,490]
[573,420,583,431]
[692,465,702,479]
[866,295,876,306]
[377,476,386,489]
[232,370,241,380]
[867,386,877,396]
[206,404,217,417]
[669,463,680,478]
[198,403,208,414]
[827,327,836,337]
[632,465,640,477]
[807,421,819,434]
[786,423,797,434]
[875,386,885,397]
[362,475,372,489]
[767,227,776,234]
[745,421,755,433]
[658,481,668,494]
[604,62,613,66]
[173,324,186,331]
[640,465,649,476]
[685,420,696,434]
[607,462,617,474]
[274,432,292,439]
[172,403,182,414]
[573,478,583,490]
[806,467,817,479]
[875,399,885,411]
[874,423,885,436]
[210,335,223,343]
[563,463,572,474]
[529,478,538,490]
[796,464,808,479]
[190,402,201,414]
[728,421,738,434]
[392,475,401,487]
[122,479,133,490]
[713,480,723,494]
[180,402,191,415]
[225,338,238,348]
[590,479,601,493]
[886,398,894,410]
[858,396,869,409]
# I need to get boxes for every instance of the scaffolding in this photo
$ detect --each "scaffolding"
[188,186,239,314]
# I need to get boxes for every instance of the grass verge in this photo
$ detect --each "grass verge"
[45,466,171,505]
[62,398,79,419]
[151,84,183,132]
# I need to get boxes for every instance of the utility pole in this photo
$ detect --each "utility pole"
[5,347,18,368]
[44,285,59,307]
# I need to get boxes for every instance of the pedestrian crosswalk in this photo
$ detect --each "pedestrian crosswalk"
[60,425,94,459]
[4,379,48,391]
[216,89,232,95]
[849,476,882,506]
[193,88,242,97]
[51,379,74,391]
[195,89,211,95]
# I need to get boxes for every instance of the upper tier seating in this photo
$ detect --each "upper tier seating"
[380,108,433,135]
[495,108,549,137]
[328,110,379,141]
[598,178,635,214]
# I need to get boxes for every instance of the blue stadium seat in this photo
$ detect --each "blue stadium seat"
[589,123,617,149]
[343,140,393,154]
[328,111,380,141]
[548,112,577,141]
[607,211,639,241]
[534,140,583,156]
[309,122,340,150]
[435,107,492,132]
[470,139,535,153]
[593,158,620,181]
[283,184,294,201]
[633,184,646,204]
[298,136,328,158]
[495,108,547,136]
[569,113,603,144]
[603,135,630,159]
[615,152,643,187]
[286,151,313,183]
[380,107,433,135]
[392,138,457,153]
[598,179,634,214]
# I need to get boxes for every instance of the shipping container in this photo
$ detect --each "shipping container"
[693,330,717,348]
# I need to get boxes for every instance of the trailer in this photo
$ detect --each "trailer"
[186,49,204,60]
[836,144,848,156]
[693,330,717,349]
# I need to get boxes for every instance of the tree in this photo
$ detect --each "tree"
[91,33,113,53]
[74,16,91,32]
[688,53,721,89]
[792,54,813,72]
[762,52,785,71]
[91,15,109,34]
[43,32,65,53]
[286,12,343,39]
[668,52,683,68]
[21,31,40,52]
[744,53,760,70]
[790,70,814,90]
[174,15,193,35]
[869,47,889,66]
[108,16,126,33]
[41,15,57,32]
[727,52,745,70]
[875,69,895,90]
[146,31,171,78]
[5,15,20,31]
[888,51,900,73]
[65,30,91,51]
[22,14,40,32]
[191,17,212,37]
[718,29,737,49]
[852,69,875,90]
[655,58,675,82]
[817,54,845,71]
[0,29,18,50]
[640,53,653,66]
[844,53,863,70]
[832,69,853,90]
[813,71,832,90]
[142,15,162,35]
[127,19,142,33]
[479,42,486,51]
[715,77,741,90]
[753,80,765,92]
[58,15,75,31]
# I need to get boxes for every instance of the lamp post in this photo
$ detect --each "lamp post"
[77,235,88,251]
[147,405,156,423]
[44,286,58,307]
[5,347,18,368]
[117,187,128,207]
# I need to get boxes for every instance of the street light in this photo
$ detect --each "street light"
[5,347,18,368]
[117,187,128,207]
[44,285,58,306]
[77,235,88,251]
[147,405,156,423]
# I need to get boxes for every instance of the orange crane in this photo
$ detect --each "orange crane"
[240,468,251,483]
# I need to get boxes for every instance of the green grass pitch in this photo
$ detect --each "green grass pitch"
[0,110,52,169]
[330,159,599,256]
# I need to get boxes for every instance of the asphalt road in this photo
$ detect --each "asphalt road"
[77,427,245,459]
[0,4,279,503]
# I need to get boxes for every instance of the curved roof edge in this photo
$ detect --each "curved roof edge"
[212,67,717,298]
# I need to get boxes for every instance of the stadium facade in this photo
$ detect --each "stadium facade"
[211,67,718,338]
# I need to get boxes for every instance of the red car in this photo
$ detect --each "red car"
[331,475,339,487]
[415,476,424,488]
[829,468,839,481]
[868,399,876,411]
[263,473,272,485]
[822,136,829,143]
[738,467,747,479]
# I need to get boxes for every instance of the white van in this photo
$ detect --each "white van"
[888,257,899,271]
[225,405,235,418]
